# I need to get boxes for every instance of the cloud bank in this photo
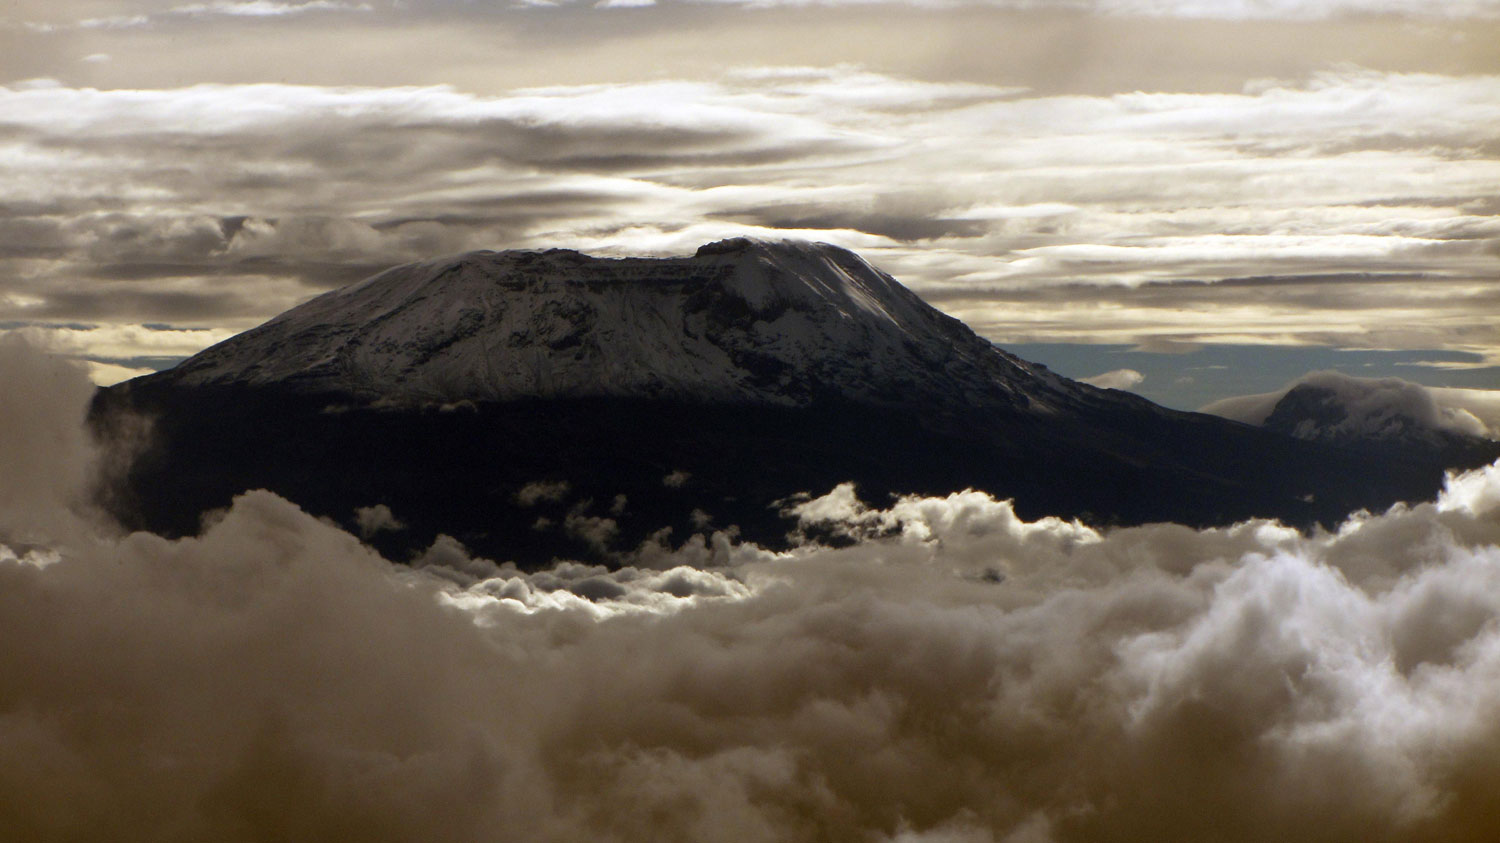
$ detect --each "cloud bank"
[2,66,1497,374]
[6,343,1500,841]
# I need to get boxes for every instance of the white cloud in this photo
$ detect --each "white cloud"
[2,323,236,361]
[1081,368,1145,390]
[84,359,156,385]
[173,1,373,17]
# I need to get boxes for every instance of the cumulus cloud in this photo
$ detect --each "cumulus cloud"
[1204,371,1500,440]
[514,480,571,506]
[563,504,620,554]
[353,503,405,537]
[1080,368,1144,390]
[7,344,1500,840]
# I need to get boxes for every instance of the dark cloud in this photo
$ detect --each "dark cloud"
[22,288,253,321]
[1168,272,1436,287]
[0,320,99,331]
[85,354,185,372]
[367,187,641,229]
[921,275,1500,318]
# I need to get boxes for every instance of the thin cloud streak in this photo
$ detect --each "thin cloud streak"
[13,1,374,32]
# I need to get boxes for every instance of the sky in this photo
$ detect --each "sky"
[0,0,1498,407]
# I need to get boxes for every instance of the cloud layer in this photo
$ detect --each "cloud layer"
[1,64,1497,376]
[11,0,1500,24]
[6,342,1500,841]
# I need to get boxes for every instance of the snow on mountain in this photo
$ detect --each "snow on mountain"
[164,238,1072,409]
[1203,371,1496,446]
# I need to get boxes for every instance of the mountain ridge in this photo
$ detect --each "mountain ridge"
[160,237,1064,411]
[91,238,1494,566]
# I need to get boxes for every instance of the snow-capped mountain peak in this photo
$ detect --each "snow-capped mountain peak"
[98,240,1500,566]
[162,238,1060,408]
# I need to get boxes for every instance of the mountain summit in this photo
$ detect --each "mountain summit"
[91,239,1490,566]
[169,237,1059,411]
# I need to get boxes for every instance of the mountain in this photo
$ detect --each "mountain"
[1262,377,1489,442]
[165,238,1058,411]
[1204,371,1500,468]
[89,238,1490,566]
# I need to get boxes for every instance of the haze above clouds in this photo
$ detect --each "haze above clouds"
[0,0,1496,401]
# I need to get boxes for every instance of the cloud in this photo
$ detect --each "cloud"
[353,503,405,537]
[1203,371,1500,440]
[515,480,570,506]
[18,0,1500,26]
[171,1,373,18]
[19,1,373,32]
[1080,368,1144,390]
[0,321,232,370]
[10,344,1500,840]
[1,67,1498,361]
[0,337,102,542]
[563,504,620,554]
[83,359,156,385]
[1091,0,1500,18]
